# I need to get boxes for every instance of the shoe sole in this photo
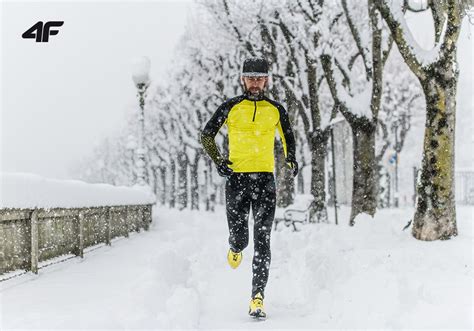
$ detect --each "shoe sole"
[249,309,266,319]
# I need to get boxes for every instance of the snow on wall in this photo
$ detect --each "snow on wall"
[0,172,156,209]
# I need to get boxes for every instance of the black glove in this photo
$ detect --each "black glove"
[216,159,233,177]
[286,157,298,177]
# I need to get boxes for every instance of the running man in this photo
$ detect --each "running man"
[200,57,297,318]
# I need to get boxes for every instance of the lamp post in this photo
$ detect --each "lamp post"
[330,126,338,225]
[394,120,399,208]
[131,56,150,186]
[126,134,137,183]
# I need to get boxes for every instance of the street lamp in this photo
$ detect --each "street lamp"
[131,56,150,186]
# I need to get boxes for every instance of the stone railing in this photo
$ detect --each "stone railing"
[0,204,153,276]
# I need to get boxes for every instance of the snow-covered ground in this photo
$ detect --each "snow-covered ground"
[1,205,472,329]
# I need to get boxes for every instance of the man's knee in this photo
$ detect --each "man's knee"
[254,221,272,240]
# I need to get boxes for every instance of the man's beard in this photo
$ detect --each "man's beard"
[248,86,262,95]
[244,82,265,97]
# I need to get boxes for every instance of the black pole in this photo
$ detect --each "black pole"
[394,128,399,207]
[330,127,338,225]
[413,166,418,206]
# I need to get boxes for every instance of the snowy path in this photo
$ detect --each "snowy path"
[1,206,472,329]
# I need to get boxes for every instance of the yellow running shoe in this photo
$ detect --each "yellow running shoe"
[248,293,266,318]
[227,249,242,269]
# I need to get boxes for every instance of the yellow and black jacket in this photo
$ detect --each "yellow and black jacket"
[201,93,296,173]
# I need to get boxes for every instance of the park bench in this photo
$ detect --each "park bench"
[274,194,315,231]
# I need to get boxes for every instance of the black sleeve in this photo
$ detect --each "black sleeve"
[267,98,296,160]
[278,104,296,160]
[200,96,241,165]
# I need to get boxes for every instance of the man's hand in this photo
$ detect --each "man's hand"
[286,157,298,177]
[216,159,233,177]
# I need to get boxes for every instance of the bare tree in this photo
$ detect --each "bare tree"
[320,0,393,225]
[375,0,471,240]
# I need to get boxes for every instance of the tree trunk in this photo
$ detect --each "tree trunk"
[169,158,176,208]
[177,152,188,210]
[309,129,329,223]
[190,153,200,210]
[412,76,457,240]
[297,170,304,194]
[320,54,380,224]
[349,118,378,225]
[204,159,216,212]
[159,166,167,206]
[374,0,462,240]
[275,139,295,207]
[151,166,158,201]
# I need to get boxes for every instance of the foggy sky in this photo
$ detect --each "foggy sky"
[1,0,192,179]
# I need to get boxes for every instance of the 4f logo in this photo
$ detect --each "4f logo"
[22,21,64,42]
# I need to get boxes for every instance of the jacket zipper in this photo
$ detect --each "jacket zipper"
[252,100,257,122]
